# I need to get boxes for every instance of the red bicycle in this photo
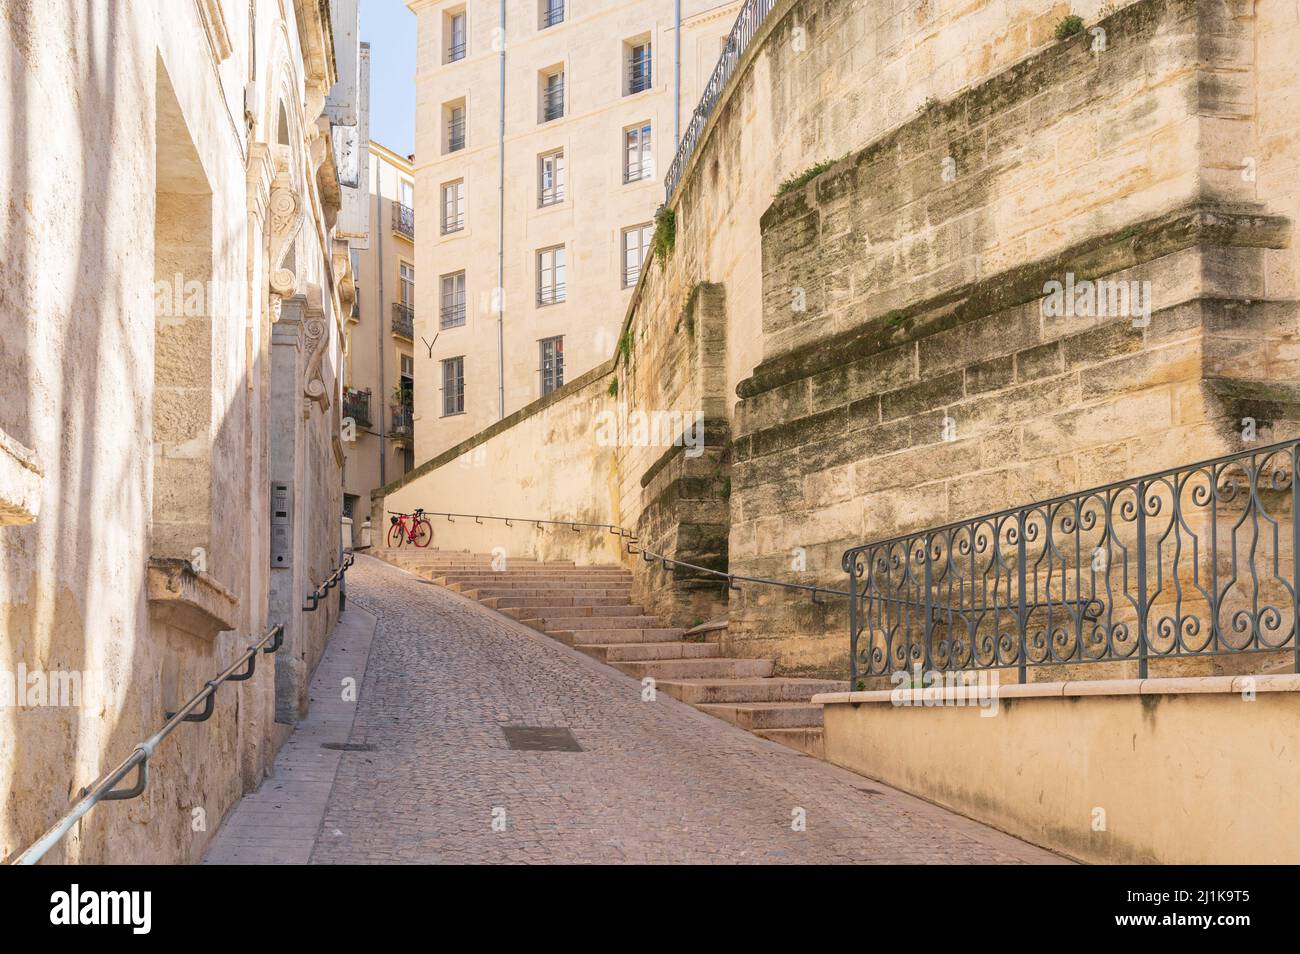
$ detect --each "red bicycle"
[388,508,433,548]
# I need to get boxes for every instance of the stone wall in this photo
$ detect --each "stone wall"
[728,0,1300,676]
[0,0,352,864]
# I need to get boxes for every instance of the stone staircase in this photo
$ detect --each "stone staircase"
[378,548,845,757]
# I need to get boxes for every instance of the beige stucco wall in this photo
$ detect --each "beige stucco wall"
[818,676,1300,864]
[0,0,350,864]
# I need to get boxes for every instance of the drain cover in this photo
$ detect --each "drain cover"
[321,742,376,752]
[502,726,582,752]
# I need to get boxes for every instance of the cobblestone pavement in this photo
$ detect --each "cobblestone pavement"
[210,553,1065,864]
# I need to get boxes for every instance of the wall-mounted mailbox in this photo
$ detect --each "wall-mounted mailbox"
[271,481,293,567]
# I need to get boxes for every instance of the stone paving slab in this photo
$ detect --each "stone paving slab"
[207,554,1067,865]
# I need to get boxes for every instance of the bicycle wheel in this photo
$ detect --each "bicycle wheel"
[413,518,433,548]
[387,520,405,548]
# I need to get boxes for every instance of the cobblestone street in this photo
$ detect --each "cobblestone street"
[206,554,1063,864]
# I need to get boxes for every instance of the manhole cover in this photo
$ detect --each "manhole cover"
[502,726,582,752]
[321,742,376,752]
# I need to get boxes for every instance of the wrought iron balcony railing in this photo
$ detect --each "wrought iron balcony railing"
[536,283,566,306]
[391,404,413,437]
[542,2,564,28]
[665,0,775,201]
[447,41,466,62]
[342,386,372,428]
[393,202,415,241]
[391,301,414,339]
[542,83,565,122]
[628,60,652,95]
[843,439,1300,685]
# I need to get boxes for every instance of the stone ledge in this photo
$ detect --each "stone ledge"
[812,672,1300,705]
[0,427,43,526]
[147,557,241,637]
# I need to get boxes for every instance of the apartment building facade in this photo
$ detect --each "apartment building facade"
[343,137,420,537]
[406,0,741,460]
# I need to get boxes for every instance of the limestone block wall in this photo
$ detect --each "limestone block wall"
[727,0,1300,677]
[0,0,350,864]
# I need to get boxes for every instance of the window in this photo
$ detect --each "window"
[440,271,466,328]
[399,179,414,208]
[538,150,565,206]
[445,100,466,153]
[540,0,564,29]
[401,353,414,378]
[399,261,415,306]
[540,336,564,396]
[441,179,465,233]
[441,356,465,415]
[624,123,652,182]
[626,40,652,95]
[541,69,564,123]
[536,245,566,305]
[445,9,467,63]
[621,223,652,287]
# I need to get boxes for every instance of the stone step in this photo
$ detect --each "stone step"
[654,677,848,705]
[550,627,687,646]
[525,615,663,631]
[501,604,644,620]
[479,594,634,609]
[577,641,722,663]
[610,657,775,680]
[444,579,633,591]
[694,701,824,730]
[754,727,825,759]
[457,586,634,600]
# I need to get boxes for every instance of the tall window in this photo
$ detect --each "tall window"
[538,150,565,206]
[399,179,414,209]
[399,261,415,306]
[540,336,564,396]
[440,271,466,328]
[446,9,467,62]
[446,102,466,152]
[541,69,565,122]
[537,245,566,305]
[540,0,564,29]
[624,123,652,182]
[441,179,465,233]
[621,223,652,287]
[441,356,465,416]
[627,41,652,94]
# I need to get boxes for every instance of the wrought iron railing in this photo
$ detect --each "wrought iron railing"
[537,283,566,306]
[391,301,414,339]
[542,1,564,28]
[440,296,466,328]
[624,159,652,184]
[665,0,776,202]
[392,202,415,240]
[542,81,565,122]
[447,40,466,62]
[628,55,652,95]
[448,118,465,152]
[442,208,465,233]
[342,386,372,428]
[844,440,1300,686]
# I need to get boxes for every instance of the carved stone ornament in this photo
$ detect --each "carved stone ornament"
[267,146,304,320]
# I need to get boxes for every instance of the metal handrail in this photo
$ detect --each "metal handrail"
[8,622,287,865]
[665,0,776,201]
[405,510,850,604]
[303,552,354,612]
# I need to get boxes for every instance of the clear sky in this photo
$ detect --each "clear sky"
[360,0,417,157]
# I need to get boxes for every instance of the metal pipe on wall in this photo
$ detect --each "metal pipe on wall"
[376,169,386,486]
[496,0,506,420]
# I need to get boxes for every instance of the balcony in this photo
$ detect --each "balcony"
[392,202,414,241]
[391,301,414,339]
[342,387,372,428]
[390,404,413,447]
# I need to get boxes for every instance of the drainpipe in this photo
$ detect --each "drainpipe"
[674,0,681,148]
[496,0,506,420]
[376,169,386,486]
